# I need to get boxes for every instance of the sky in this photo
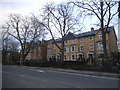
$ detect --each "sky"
[0,0,119,42]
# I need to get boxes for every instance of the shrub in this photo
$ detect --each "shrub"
[24,59,49,67]
[109,52,120,66]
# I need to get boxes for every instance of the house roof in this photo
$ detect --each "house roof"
[76,30,98,38]
[47,26,114,42]
[76,26,114,38]
[64,32,76,41]
[49,32,76,43]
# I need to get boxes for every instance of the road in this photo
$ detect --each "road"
[0,64,2,90]
[2,65,119,88]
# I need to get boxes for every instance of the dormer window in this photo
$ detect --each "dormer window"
[80,38,83,42]
[72,39,75,43]
[99,33,102,39]
[89,36,93,40]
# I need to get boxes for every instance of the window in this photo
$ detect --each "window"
[72,39,75,43]
[64,55,66,60]
[64,47,66,52]
[65,41,68,43]
[80,38,83,42]
[66,55,69,60]
[80,45,84,51]
[89,44,94,51]
[71,46,76,52]
[48,49,52,54]
[72,55,75,60]
[67,47,69,52]
[89,36,93,40]
[99,33,102,39]
[98,42,103,50]
[64,47,69,52]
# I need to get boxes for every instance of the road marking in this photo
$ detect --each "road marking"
[36,70,44,73]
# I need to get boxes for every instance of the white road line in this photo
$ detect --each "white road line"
[36,70,44,73]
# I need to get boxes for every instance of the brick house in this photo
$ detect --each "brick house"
[26,26,117,64]
[25,41,47,60]
[47,26,118,64]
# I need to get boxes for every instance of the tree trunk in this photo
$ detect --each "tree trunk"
[60,37,65,67]
[100,2,111,69]
[20,50,25,65]
[61,40,64,62]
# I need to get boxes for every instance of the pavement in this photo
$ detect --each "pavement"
[22,66,119,79]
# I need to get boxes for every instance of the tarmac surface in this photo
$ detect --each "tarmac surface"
[2,65,119,88]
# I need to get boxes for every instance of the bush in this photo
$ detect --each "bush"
[24,60,49,67]
[109,52,120,66]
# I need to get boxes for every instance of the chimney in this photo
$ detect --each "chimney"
[91,27,94,31]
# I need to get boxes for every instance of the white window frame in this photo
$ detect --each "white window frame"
[79,37,83,42]
[66,55,69,60]
[80,45,84,51]
[71,55,75,60]
[89,36,93,40]
[64,55,66,60]
[66,47,69,52]
[64,47,69,52]
[89,44,94,51]
[97,42,103,50]
[71,46,76,52]
[99,33,102,39]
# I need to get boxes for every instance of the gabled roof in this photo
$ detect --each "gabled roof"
[64,32,76,41]
[105,26,114,32]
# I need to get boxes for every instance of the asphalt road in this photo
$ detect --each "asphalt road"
[0,64,2,90]
[2,65,119,88]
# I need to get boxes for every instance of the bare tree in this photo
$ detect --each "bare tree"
[41,3,82,62]
[2,14,45,65]
[2,30,10,64]
[2,30,20,64]
[2,30,10,51]
[71,1,118,67]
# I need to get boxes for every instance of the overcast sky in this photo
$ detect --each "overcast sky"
[0,0,118,41]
